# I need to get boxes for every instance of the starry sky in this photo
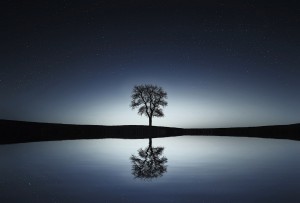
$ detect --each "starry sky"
[1,1,299,128]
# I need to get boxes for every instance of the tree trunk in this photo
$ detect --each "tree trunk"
[148,138,153,155]
[149,116,152,126]
[148,138,152,148]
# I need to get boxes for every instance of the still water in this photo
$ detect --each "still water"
[0,136,300,203]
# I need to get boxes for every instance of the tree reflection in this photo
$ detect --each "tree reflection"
[130,138,168,180]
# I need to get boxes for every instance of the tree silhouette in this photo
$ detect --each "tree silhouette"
[130,138,168,180]
[130,84,167,126]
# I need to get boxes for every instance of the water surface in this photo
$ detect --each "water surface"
[0,136,300,202]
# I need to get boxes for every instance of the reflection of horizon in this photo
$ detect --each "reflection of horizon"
[130,138,168,180]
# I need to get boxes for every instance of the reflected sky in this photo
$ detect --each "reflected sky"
[0,136,300,202]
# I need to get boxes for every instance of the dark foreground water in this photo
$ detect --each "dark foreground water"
[0,136,300,203]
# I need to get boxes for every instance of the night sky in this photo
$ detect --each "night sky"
[1,1,299,128]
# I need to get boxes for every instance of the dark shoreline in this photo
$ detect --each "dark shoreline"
[0,119,299,144]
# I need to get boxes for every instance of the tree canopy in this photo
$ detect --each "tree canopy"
[130,84,168,126]
[130,138,168,180]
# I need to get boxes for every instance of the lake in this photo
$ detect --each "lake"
[0,136,300,202]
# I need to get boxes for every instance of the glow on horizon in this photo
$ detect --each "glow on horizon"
[10,81,298,128]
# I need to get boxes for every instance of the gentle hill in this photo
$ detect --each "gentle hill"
[0,119,183,144]
[0,119,299,144]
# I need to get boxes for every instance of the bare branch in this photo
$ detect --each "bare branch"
[130,84,168,126]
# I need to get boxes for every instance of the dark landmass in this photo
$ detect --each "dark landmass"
[0,119,299,144]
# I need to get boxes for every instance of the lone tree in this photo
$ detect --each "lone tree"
[130,84,167,126]
[130,138,168,180]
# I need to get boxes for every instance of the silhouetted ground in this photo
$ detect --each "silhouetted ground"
[0,119,299,144]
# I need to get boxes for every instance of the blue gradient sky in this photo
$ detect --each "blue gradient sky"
[1,1,299,127]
